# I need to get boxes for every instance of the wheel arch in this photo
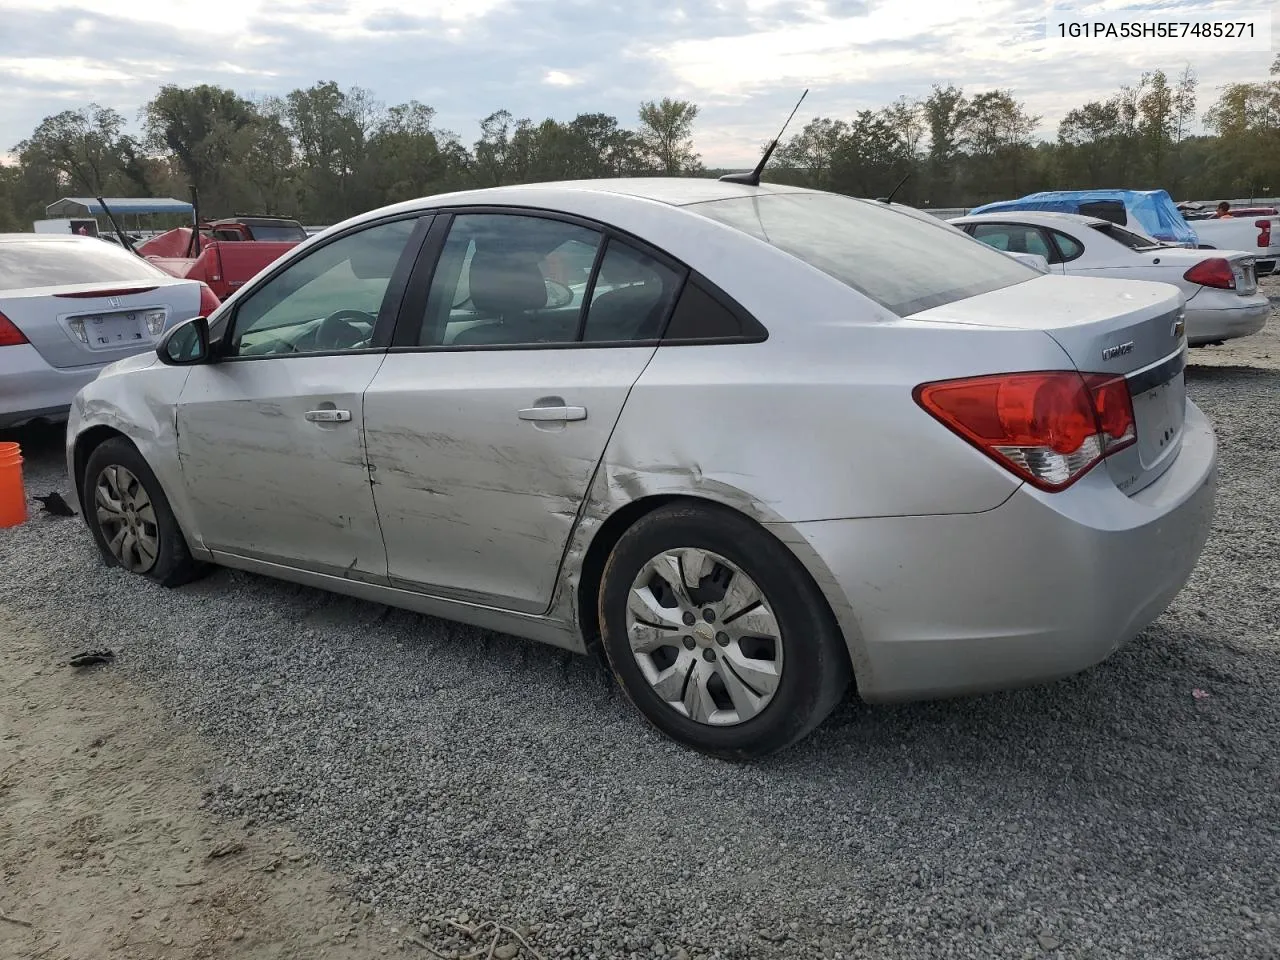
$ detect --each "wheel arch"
[570,491,864,691]
[72,425,130,514]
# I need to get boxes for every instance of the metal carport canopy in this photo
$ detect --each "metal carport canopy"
[45,197,194,217]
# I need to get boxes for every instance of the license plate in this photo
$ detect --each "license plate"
[81,312,146,349]
[1234,261,1257,295]
[1131,375,1186,468]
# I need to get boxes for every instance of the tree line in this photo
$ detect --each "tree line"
[2,57,1279,231]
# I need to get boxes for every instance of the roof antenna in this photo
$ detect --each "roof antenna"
[879,171,911,204]
[719,88,808,187]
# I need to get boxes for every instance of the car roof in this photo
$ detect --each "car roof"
[951,211,1111,229]
[0,233,102,243]
[344,176,820,223]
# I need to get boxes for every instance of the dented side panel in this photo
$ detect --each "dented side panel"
[174,355,391,583]
[66,354,205,553]
[363,347,657,614]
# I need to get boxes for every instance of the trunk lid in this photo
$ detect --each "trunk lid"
[910,274,1188,495]
[0,280,200,369]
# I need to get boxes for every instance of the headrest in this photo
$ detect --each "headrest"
[468,246,548,317]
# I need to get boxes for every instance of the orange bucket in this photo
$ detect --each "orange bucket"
[0,442,27,528]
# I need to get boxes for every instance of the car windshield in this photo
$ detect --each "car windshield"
[1090,221,1162,251]
[0,239,166,290]
[685,192,1035,316]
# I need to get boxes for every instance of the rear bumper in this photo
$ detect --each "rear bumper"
[1185,297,1270,345]
[0,344,102,429]
[788,399,1217,702]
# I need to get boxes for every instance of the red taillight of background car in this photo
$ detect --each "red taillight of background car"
[1256,219,1272,248]
[1183,257,1236,290]
[198,282,221,317]
[913,371,1136,491]
[0,310,29,347]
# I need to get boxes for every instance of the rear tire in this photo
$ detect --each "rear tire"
[83,438,206,587]
[598,501,851,760]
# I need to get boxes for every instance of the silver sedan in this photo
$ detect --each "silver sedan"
[65,178,1217,758]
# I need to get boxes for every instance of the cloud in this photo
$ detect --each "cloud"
[0,0,1272,166]
[543,71,582,88]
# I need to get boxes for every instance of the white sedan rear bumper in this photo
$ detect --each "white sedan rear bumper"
[1185,294,1270,345]
[0,343,102,428]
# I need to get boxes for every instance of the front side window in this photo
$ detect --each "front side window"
[418,214,604,347]
[228,217,419,357]
[687,193,1035,316]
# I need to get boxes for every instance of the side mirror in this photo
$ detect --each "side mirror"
[157,316,211,365]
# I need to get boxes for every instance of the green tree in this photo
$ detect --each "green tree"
[13,104,137,195]
[143,84,263,215]
[636,98,702,174]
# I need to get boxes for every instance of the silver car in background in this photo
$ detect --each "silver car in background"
[65,179,1217,758]
[950,211,1271,345]
[0,234,218,428]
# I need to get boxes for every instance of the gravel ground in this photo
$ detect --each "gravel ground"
[3,286,1279,960]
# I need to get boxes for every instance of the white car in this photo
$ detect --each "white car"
[950,211,1270,346]
[0,234,220,428]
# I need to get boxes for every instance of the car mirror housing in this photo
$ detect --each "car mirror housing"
[157,316,211,366]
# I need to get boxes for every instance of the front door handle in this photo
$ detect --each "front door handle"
[518,405,587,422]
[305,409,352,423]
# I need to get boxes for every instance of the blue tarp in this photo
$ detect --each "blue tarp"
[968,189,1199,247]
[45,197,194,217]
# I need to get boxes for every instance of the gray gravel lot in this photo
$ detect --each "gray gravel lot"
[3,292,1279,960]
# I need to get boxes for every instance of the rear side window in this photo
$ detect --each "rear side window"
[663,278,767,342]
[1052,231,1085,260]
[0,239,166,290]
[687,193,1035,316]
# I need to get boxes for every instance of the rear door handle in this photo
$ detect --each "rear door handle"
[305,409,352,423]
[518,405,586,422]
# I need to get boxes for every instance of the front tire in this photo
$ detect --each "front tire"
[598,501,851,760]
[83,438,206,587]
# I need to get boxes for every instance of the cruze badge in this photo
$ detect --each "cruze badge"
[1102,341,1135,361]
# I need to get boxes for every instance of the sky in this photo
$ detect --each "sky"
[0,0,1275,168]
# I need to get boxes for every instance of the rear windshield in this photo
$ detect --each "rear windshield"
[1090,222,1161,251]
[0,238,166,290]
[685,192,1035,316]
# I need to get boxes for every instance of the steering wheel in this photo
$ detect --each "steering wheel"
[314,309,376,350]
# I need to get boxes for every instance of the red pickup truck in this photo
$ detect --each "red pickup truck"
[136,216,308,302]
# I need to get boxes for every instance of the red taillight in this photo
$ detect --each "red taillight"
[198,282,221,317]
[53,285,159,299]
[914,371,1137,492]
[1183,257,1236,290]
[0,310,28,347]
[1256,219,1272,247]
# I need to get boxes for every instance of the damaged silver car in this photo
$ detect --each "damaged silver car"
[67,178,1216,759]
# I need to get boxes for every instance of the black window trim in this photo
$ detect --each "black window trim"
[211,210,435,364]
[385,203,768,354]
